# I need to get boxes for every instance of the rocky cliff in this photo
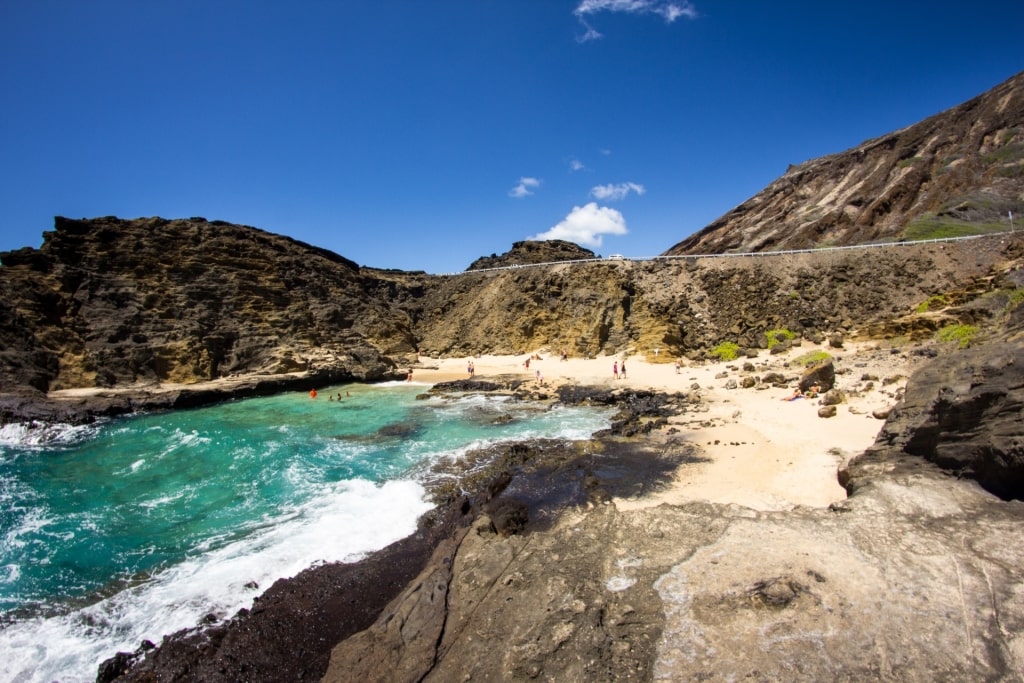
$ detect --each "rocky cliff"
[665,70,1024,255]
[2,217,1022,425]
[0,216,418,396]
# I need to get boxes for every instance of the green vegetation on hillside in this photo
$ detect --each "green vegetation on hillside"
[1007,287,1024,312]
[936,323,978,349]
[903,217,1007,241]
[793,350,832,366]
[710,341,740,362]
[765,328,796,349]
[915,295,948,313]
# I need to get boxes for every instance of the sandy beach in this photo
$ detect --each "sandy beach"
[411,341,917,513]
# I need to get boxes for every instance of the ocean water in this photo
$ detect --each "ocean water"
[0,382,611,683]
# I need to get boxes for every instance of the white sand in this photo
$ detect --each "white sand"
[412,342,916,513]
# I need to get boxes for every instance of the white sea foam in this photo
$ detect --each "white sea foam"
[0,421,98,448]
[0,477,431,683]
[137,489,185,511]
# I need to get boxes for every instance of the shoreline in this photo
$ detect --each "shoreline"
[18,339,921,514]
[410,340,918,512]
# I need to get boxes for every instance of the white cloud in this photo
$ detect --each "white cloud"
[509,176,541,198]
[574,0,697,41]
[590,182,646,201]
[570,159,586,172]
[530,202,628,247]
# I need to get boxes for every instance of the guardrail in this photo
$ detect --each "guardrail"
[445,230,1020,276]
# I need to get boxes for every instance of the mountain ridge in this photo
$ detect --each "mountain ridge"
[664,70,1024,255]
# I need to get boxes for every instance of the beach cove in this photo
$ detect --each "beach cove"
[73,335,1021,682]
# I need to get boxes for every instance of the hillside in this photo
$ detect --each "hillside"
[2,214,1022,425]
[665,70,1024,255]
[0,216,418,395]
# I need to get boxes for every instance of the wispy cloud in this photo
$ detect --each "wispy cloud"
[574,0,697,41]
[590,182,646,201]
[570,159,586,172]
[509,176,541,198]
[530,202,628,247]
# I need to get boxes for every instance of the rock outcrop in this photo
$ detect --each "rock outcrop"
[466,239,597,271]
[858,341,1024,500]
[665,70,1024,255]
[0,216,417,400]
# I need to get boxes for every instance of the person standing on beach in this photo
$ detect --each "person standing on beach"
[613,361,619,379]
[621,360,627,379]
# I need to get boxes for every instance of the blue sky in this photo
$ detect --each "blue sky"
[1,1,1022,273]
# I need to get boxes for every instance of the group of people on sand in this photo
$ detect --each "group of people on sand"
[612,360,627,380]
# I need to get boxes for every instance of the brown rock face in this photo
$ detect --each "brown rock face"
[664,70,1024,256]
[0,216,418,393]
[404,237,1020,359]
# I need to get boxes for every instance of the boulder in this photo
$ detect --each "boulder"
[821,388,845,406]
[799,360,835,393]
[869,341,1024,500]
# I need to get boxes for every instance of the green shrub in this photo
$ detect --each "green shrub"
[710,341,740,362]
[936,324,978,349]
[1007,287,1024,312]
[915,295,947,313]
[765,328,796,349]
[793,350,831,366]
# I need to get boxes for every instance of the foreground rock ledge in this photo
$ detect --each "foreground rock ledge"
[322,472,1024,682]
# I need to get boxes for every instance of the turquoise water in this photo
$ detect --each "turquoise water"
[0,381,611,682]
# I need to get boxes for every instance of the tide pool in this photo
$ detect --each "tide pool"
[0,382,611,683]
